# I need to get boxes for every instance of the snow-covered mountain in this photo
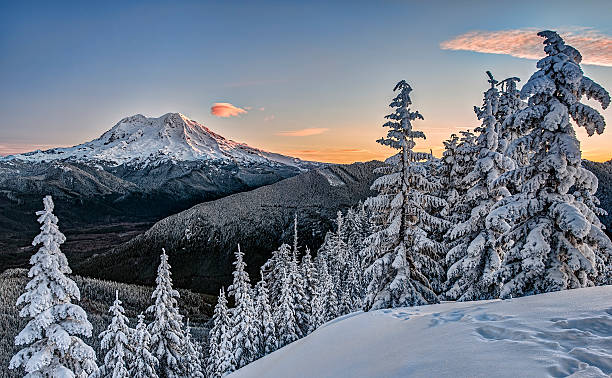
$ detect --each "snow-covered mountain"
[232,286,612,378]
[0,113,321,264]
[4,112,313,168]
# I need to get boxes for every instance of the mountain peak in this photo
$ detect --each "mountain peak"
[4,113,319,169]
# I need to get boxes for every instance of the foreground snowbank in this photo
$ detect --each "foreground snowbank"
[232,286,612,378]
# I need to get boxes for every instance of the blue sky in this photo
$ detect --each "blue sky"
[1,0,611,162]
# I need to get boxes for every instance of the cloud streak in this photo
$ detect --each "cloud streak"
[276,128,328,137]
[210,102,248,118]
[440,27,612,67]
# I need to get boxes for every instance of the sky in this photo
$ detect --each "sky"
[1,0,611,163]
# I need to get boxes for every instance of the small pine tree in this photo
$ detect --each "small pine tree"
[96,291,132,378]
[254,273,278,357]
[300,247,318,335]
[228,245,259,369]
[488,31,612,297]
[274,267,299,348]
[261,243,291,305]
[130,314,159,378]
[10,195,98,377]
[147,249,185,378]
[182,320,204,377]
[206,288,236,378]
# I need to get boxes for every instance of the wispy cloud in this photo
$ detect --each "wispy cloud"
[276,128,329,137]
[264,115,276,122]
[210,102,248,118]
[440,27,612,67]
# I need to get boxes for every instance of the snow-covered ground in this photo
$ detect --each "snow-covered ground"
[232,286,612,378]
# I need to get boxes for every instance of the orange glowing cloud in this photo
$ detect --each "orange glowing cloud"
[276,128,329,137]
[211,102,248,118]
[441,27,612,67]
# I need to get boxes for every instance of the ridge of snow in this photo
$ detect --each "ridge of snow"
[232,286,612,378]
[2,113,313,168]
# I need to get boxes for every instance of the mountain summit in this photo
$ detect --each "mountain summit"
[5,113,313,168]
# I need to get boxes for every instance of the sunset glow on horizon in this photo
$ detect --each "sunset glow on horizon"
[1,1,611,164]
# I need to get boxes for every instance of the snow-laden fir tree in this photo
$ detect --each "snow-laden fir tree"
[438,130,478,227]
[10,195,98,378]
[254,273,278,357]
[95,291,132,378]
[444,72,516,301]
[316,253,339,322]
[261,243,291,305]
[130,314,159,378]
[287,214,310,337]
[147,249,185,378]
[496,76,526,162]
[487,31,612,297]
[228,244,259,369]
[300,247,318,335]
[274,267,300,349]
[207,288,235,378]
[363,81,450,310]
[182,320,204,378]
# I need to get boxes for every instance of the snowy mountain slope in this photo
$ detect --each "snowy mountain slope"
[3,112,315,168]
[75,161,384,294]
[232,286,612,378]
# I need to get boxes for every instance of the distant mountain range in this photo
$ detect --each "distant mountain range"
[1,113,610,297]
[0,113,321,267]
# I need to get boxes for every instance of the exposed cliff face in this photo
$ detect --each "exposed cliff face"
[76,161,384,294]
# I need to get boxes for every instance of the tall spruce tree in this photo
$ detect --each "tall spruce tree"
[254,273,278,357]
[487,31,612,297]
[96,291,132,378]
[274,267,299,348]
[228,245,259,369]
[444,72,516,301]
[363,81,450,310]
[147,249,185,378]
[10,196,98,378]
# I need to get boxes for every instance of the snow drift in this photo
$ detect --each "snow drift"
[231,286,612,378]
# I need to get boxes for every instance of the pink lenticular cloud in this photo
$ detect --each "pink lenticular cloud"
[276,128,329,137]
[210,103,248,118]
[440,27,612,67]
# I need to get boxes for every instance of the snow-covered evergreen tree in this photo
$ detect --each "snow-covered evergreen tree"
[10,195,98,378]
[207,288,235,378]
[444,72,515,301]
[363,81,450,310]
[182,320,204,377]
[254,273,277,357]
[274,267,299,348]
[146,249,185,378]
[261,243,291,305]
[96,291,132,378]
[300,247,318,335]
[228,244,259,369]
[488,31,612,297]
[439,130,478,227]
[130,314,159,378]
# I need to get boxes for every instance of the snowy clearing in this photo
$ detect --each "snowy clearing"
[232,286,612,378]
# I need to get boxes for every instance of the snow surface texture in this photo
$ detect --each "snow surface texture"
[232,286,612,378]
[3,113,310,168]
